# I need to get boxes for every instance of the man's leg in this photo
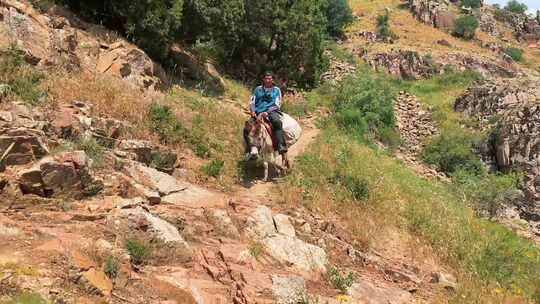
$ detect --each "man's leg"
[268,112,287,154]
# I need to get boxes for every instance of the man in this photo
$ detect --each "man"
[244,72,288,158]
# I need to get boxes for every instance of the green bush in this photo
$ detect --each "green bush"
[454,15,479,40]
[327,264,355,293]
[147,103,211,158]
[334,74,396,141]
[505,0,528,14]
[376,12,397,40]
[451,170,521,219]
[326,0,354,38]
[104,255,120,279]
[422,130,484,176]
[460,0,482,8]
[125,238,152,266]
[503,47,524,62]
[0,47,46,105]
[332,173,370,201]
[202,159,224,177]
[493,7,515,23]
[74,136,105,167]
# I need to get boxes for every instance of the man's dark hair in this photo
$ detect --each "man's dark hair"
[263,71,273,78]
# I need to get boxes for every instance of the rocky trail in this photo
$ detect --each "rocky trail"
[0,99,456,303]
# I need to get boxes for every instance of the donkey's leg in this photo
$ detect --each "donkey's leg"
[282,152,290,169]
[263,161,269,182]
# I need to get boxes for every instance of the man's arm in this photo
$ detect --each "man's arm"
[275,87,282,108]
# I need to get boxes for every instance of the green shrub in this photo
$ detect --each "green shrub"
[451,170,521,219]
[331,172,369,201]
[503,47,524,62]
[74,136,105,167]
[422,130,484,176]
[378,126,402,150]
[376,12,397,40]
[334,73,396,141]
[192,0,329,88]
[454,15,479,40]
[326,0,354,37]
[504,0,528,14]
[460,0,482,8]
[493,7,515,23]
[202,159,224,177]
[147,103,211,158]
[125,238,152,266]
[0,47,46,105]
[327,264,355,293]
[104,256,120,279]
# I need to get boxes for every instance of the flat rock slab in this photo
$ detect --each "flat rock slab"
[263,234,327,273]
[347,280,412,304]
[245,205,276,239]
[161,184,223,206]
[124,162,188,196]
[117,206,189,247]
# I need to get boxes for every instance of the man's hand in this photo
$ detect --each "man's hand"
[260,112,269,119]
[250,111,256,118]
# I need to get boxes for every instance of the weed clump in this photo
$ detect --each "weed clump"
[202,159,225,178]
[104,255,120,279]
[125,238,152,266]
[0,47,46,105]
[147,103,211,158]
[327,264,355,293]
[503,47,524,62]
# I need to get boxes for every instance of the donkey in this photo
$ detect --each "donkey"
[245,115,290,182]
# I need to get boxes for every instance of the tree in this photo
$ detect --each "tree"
[505,0,528,14]
[454,15,479,40]
[189,0,329,87]
[326,0,354,38]
[376,12,397,40]
[461,0,482,9]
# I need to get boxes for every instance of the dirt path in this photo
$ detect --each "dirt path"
[235,119,320,200]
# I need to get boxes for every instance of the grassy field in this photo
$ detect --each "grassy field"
[275,49,540,301]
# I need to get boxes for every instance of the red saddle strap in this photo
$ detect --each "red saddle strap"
[262,119,278,151]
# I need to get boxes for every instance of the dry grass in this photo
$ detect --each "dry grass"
[347,0,540,73]
[348,0,495,59]
[45,71,156,138]
[45,67,248,191]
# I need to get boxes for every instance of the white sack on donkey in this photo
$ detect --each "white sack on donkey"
[282,112,302,147]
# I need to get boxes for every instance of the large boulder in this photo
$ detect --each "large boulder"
[0,128,49,168]
[0,0,166,90]
[169,45,226,94]
[455,77,540,233]
[366,51,440,80]
[246,205,328,273]
[18,150,103,198]
[409,0,456,31]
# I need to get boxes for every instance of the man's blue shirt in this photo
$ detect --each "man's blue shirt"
[250,86,282,114]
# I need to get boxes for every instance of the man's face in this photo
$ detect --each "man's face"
[263,75,273,87]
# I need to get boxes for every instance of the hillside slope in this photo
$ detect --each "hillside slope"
[0,0,539,303]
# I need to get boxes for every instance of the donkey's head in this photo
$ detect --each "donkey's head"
[245,116,272,159]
